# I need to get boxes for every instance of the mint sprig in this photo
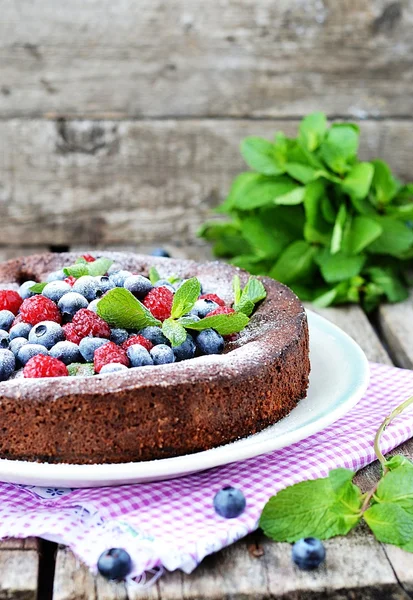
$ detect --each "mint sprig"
[149,267,161,285]
[199,112,413,312]
[97,288,161,329]
[233,276,266,316]
[259,395,413,553]
[171,277,201,319]
[179,312,249,335]
[67,363,95,377]
[29,282,48,293]
[64,257,113,279]
[162,318,187,347]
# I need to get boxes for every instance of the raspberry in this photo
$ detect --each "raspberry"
[63,323,82,345]
[19,295,62,325]
[206,306,235,317]
[122,335,153,352]
[64,276,76,287]
[199,293,226,307]
[0,290,23,315]
[82,254,96,263]
[94,341,129,373]
[143,287,173,321]
[71,309,111,340]
[23,354,68,378]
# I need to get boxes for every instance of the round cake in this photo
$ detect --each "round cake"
[0,252,310,464]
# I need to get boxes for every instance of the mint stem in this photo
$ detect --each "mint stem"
[373,394,413,474]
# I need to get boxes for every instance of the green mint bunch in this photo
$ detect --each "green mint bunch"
[259,395,413,552]
[198,113,413,311]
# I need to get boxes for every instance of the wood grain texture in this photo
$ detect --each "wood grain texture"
[378,291,413,369]
[0,0,412,118]
[0,538,39,599]
[1,118,412,248]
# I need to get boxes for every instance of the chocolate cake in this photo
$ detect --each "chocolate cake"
[0,252,310,464]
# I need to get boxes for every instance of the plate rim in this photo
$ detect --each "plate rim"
[0,310,370,487]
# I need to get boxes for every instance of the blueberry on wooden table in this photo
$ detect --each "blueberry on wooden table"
[150,248,171,257]
[292,537,326,570]
[97,548,132,580]
[213,486,246,518]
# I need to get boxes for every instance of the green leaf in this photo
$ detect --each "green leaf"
[274,186,306,206]
[232,275,242,305]
[67,362,95,377]
[320,124,359,175]
[342,162,374,200]
[234,176,297,210]
[285,163,318,184]
[259,468,362,542]
[367,217,413,257]
[303,180,332,245]
[364,503,413,551]
[240,215,291,259]
[167,274,180,284]
[240,137,285,175]
[29,282,48,293]
[344,216,383,254]
[179,312,249,335]
[97,288,161,329]
[371,159,399,206]
[234,277,267,316]
[270,241,317,284]
[366,267,408,303]
[299,112,327,151]
[316,250,365,284]
[63,257,113,279]
[162,318,188,347]
[171,277,201,319]
[149,267,161,285]
[331,204,347,254]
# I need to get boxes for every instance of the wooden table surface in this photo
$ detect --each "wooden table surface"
[2,284,413,599]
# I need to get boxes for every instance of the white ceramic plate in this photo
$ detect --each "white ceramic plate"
[0,310,369,488]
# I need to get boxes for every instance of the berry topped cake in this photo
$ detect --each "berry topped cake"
[0,252,310,464]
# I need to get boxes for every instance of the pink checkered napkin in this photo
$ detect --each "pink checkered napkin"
[0,362,412,580]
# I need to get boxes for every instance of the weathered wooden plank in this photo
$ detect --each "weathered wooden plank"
[0,538,39,599]
[377,292,413,369]
[1,118,413,248]
[0,0,412,118]
[0,246,50,262]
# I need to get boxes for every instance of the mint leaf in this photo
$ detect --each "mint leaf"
[232,275,242,305]
[299,112,327,151]
[234,277,266,316]
[367,217,413,257]
[331,204,347,254]
[274,186,306,206]
[320,124,359,175]
[97,288,161,329]
[270,241,317,284]
[364,503,413,551]
[259,468,362,542]
[149,267,161,285]
[285,163,318,184]
[240,137,285,176]
[67,362,95,377]
[167,274,180,284]
[63,257,113,279]
[179,312,249,335]
[316,251,365,284]
[344,216,383,255]
[240,215,292,259]
[366,267,408,303]
[162,318,187,347]
[234,176,297,210]
[29,282,48,293]
[342,162,374,200]
[171,277,201,319]
[372,159,399,205]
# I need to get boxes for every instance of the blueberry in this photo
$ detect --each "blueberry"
[213,486,246,519]
[109,270,133,287]
[58,292,88,320]
[18,280,37,300]
[0,330,9,348]
[100,363,129,374]
[0,310,14,332]
[110,328,129,345]
[139,326,169,346]
[173,333,196,362]
[79,337,109,362]
[150,248,170,258]
[17,344,48,366]
[50,341,82,365]
[0,349,15,381]
[191,299,218,319]
[28,321,64,349]
[46,269,66,282]
[154,279,175,293]
[107,263,122,275]
[73,276,101,301]
[87,299,100,313]
[292,538,326,571]
[94,276,114,295]
[9,322,32,340]
[9,337,29,357]
[127,345,153,367]
[97,548,132,580]
[123,275,153,299]
[42,280,71,303]
[150,344,175,365]
[196,329,224,355]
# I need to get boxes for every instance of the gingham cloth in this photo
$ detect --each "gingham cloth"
[0,362,412,580]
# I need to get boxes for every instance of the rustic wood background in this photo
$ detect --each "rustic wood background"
[0,0,413,257]
[0,0,412,260]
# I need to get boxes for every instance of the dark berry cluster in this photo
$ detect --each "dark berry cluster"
[0,256,233,380]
